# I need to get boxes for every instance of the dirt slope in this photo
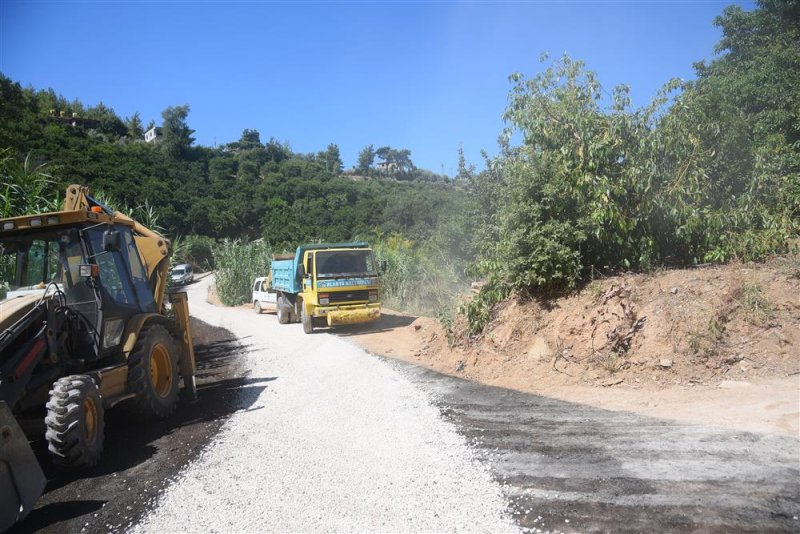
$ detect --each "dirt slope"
[345,257,800,437]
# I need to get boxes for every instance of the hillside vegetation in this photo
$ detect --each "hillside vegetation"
[1,0,797,324]
[0,74,473,310]
[461,0,798,334]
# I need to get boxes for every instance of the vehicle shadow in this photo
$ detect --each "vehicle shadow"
[25,328,268,504]
[333,311,417,336]
[11,500,107,534]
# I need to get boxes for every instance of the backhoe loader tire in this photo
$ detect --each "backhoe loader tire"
[127,324,180,420]
[254,301,262,314]
[277,295,290,324]
[45,375,104,470]
[301,304,313,334]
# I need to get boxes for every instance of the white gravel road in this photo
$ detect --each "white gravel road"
[132,276,515,533]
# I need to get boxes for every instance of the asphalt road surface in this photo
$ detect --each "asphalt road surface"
[400,363,799,532]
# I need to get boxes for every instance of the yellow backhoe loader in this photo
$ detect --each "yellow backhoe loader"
[0,185,196,530]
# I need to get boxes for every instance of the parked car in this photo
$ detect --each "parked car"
[170,263,194,285]
[252,275,277,314]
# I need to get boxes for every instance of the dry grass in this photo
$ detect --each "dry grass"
[741,282,773,326]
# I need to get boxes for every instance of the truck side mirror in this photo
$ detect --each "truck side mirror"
[380,260,388,273]
[103,229,121,252]
[297,263,306,279]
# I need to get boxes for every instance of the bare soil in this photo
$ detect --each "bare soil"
[344,257,800,437]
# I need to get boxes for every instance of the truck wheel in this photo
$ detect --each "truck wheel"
[127,324,180,419]
[45,375,104,470]
[301,304,313,334]
[277,295,290,324]
[254,301,262,314]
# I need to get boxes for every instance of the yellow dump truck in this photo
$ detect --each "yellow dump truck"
[270,242,383,334]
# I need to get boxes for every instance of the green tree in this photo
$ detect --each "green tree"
[688,0,800,232]
[238,128,261,150]
[464,22,799,334]
[125,112,145,140]
[86,102,127,138]
[357,144,375,174]
[321,143,343,174]
[161,105,195,157]
[264,137,290,163]
[237,158,260,182]
[394,149,414,176]
[456,142,474,181]
[209,155,238,183]
[375,146,414,177]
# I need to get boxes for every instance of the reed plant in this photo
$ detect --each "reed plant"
[213,239,272,306]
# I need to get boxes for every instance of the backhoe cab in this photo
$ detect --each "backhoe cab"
[0,185,196,529]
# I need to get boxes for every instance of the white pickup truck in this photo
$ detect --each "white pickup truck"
[252,276,277,314]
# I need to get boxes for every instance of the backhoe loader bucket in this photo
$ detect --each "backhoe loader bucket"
[0,401,46,531]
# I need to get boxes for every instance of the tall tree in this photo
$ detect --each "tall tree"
[689,0,799,214]
[125,112,144,140]
[161,105,195,157]
[321,143,343,174]
[394,148,414,176]
[375,146,396,175]
[357,144,375,174]
[86,102,127,137]
[265,137,290,163]
[375,146,414,177]
[456,142,474,181]
[239,128,261,150]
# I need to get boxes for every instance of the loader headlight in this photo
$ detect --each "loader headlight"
[2,221,14,231]
[79,264,100,278]
[319,293,329,305]
[103,319,124,349]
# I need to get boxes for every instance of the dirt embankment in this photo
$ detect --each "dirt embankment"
[348,257,800,436]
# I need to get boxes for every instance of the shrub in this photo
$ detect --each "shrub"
[181,234,216,270]
[741,283,773,326]
[0,149,58,218]
[371,232,470,317]
[464,49,799,335]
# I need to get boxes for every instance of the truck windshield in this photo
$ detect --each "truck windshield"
[315,250,375,278]
[0,228,87,301]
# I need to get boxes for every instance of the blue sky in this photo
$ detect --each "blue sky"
[1,0,753,175]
